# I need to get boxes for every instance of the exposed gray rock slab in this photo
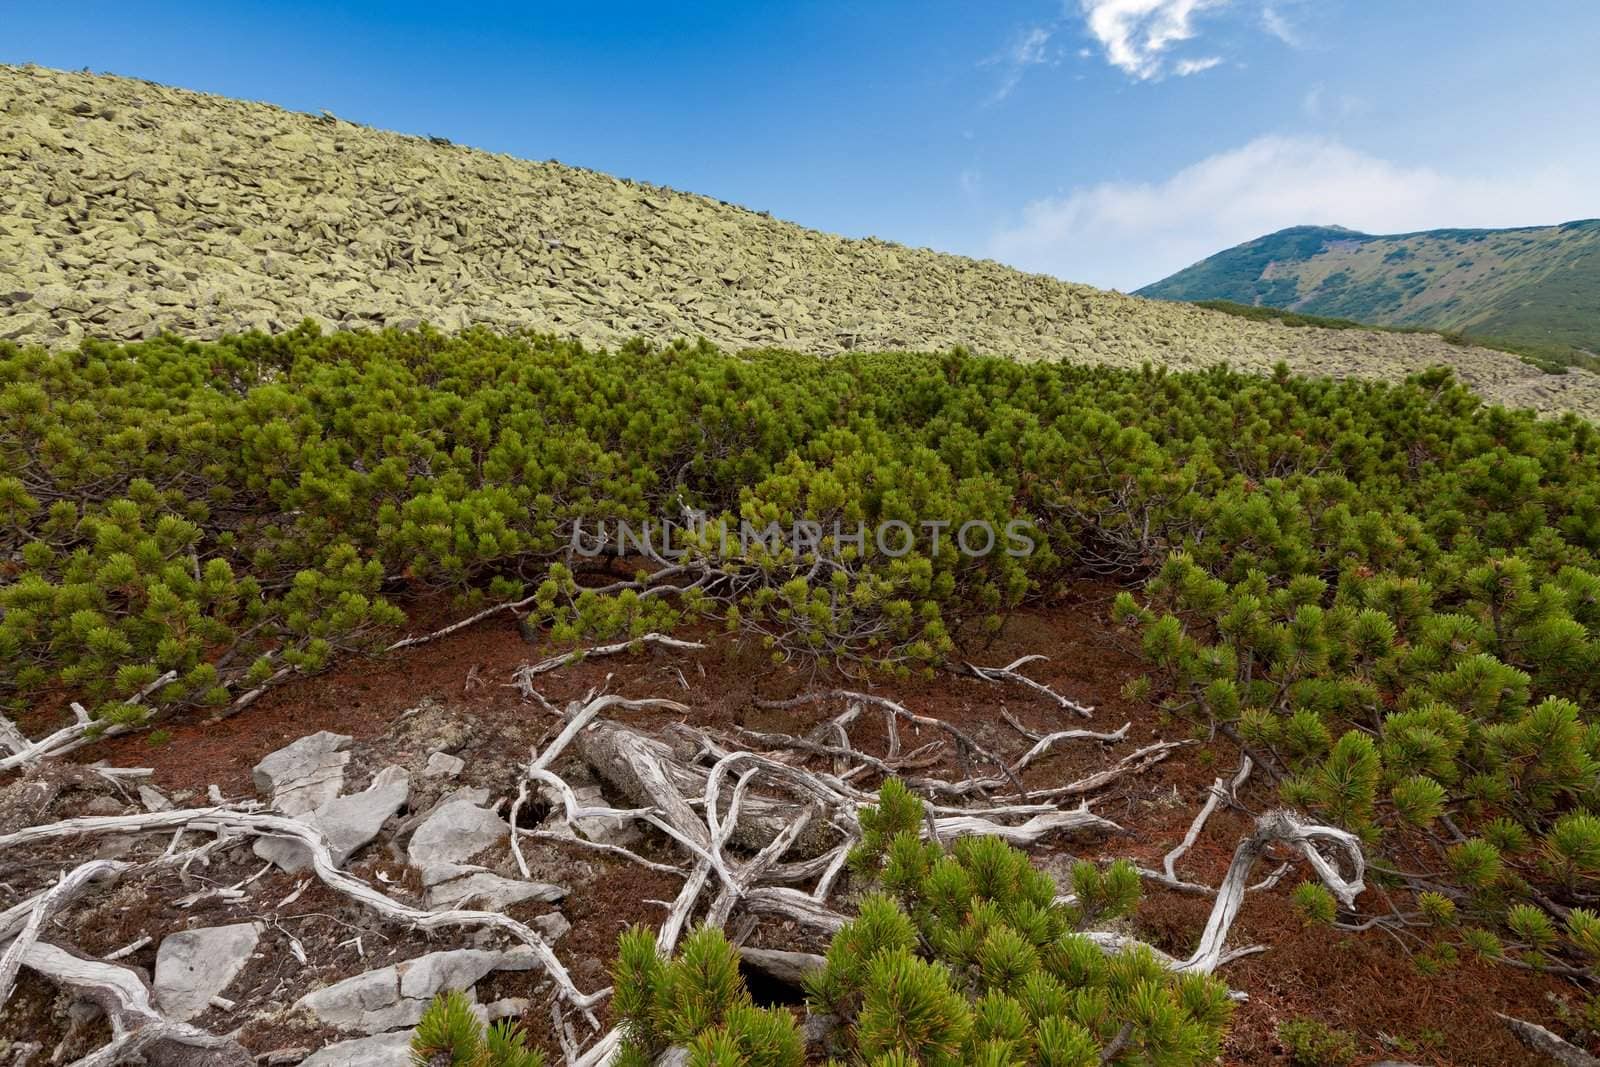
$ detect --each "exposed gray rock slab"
[421,863,565,911]
[297,1030,415,1067]
[424,751,465,777]
[252,731,352,816]
[152,921,261,1022]
[293,946,538,1034]
[256,765,410,872]
[138,784,173,812]
[533,912,572,944]
[407,795,507,867]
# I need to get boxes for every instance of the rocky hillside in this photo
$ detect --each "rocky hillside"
[4,64,1600,417]
[1138,221,1600,365]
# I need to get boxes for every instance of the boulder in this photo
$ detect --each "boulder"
[152,921,261,1022]
[252,731,351,816]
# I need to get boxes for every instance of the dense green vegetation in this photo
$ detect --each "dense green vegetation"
[412,989,546,1066]
[604,780,1229,1065]
[1139,220,1600,371]
[4,324,1600,1031]
[1195,299,1592,375]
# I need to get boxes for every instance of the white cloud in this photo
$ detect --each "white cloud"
[984,25,1056,103]
[1261,4,1302,47]
[1078,0,1227,80]
[1173,56,1223,75]
[988,135,1598,291]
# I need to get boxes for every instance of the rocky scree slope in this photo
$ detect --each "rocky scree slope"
[4,64,1600,418]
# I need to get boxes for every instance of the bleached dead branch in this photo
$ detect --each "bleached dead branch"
[966,655,1095,717]
[1496,1013,1600,1067]
[1011,722,1130,773]
[1163,756,1253,884]
[1177,809,1364,974]
[514,633,708,682]
[18,942,248,1065]
[0,671,176,773]
[0,807,608,1013]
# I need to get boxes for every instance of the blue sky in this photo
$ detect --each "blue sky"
[4,1,1597,290]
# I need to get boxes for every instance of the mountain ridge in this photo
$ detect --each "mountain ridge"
[1137,219,1600,366]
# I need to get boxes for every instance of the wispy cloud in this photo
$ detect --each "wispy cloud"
[1173,55,1223,75]
[1077,0,1227,80]
[989,135,1598,291]
[1260,4,1302,47]
[984,24,1057,103]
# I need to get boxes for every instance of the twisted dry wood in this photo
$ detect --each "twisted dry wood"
[966,655,1095,717]
[0,807,608,1012]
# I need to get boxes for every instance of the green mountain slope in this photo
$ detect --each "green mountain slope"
[1137,220,1600,364]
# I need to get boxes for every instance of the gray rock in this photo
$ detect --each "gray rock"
[293,947,538,1034]
[152,922,261,1022]
[538,783,642,847]
[532,912,572,943]
[422,864,565,911]
[137,784,173,812]
[252,731,351,816]
[407,796,507,867]
[297,1030,414,1067]
[571,784,644,846]
[256,765,410,872]
[424,751,465,777]
[82,796,124,816]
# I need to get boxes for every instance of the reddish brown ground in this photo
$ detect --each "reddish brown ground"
[52,581,1582,1065]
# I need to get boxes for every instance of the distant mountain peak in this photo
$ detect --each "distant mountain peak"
[1136,219,1600,364]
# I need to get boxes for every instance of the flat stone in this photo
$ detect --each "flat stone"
[252,731,351,816]
[538,783,642,847]
[533,912,571,943]
[407,796,507,867]
[297,1030,415,1067]
[138,784,173,812]
[423,865,565,911]
[152,922,261,1022]
[256,765,410,872]
[293,947,538,1034]
[424,751,465,777]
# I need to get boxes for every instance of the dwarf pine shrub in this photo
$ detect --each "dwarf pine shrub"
[609,780,1231,1066]
[6,325,1600,1016]
[410,989,545,1066]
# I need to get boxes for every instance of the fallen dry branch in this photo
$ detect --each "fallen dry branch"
[516,633,708,679]
[0,671,176,773]
[386,592,540,652]
[966,655,1095,717]
[0,806,609,1013]
[1496,1013,1600,1067]
[1011,722,1130,774]
[755,689,1025,794]
[19,941,249,1066]
[0,859,130,1006]
[916,738,1190,800]
[1164,756,1253,884]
